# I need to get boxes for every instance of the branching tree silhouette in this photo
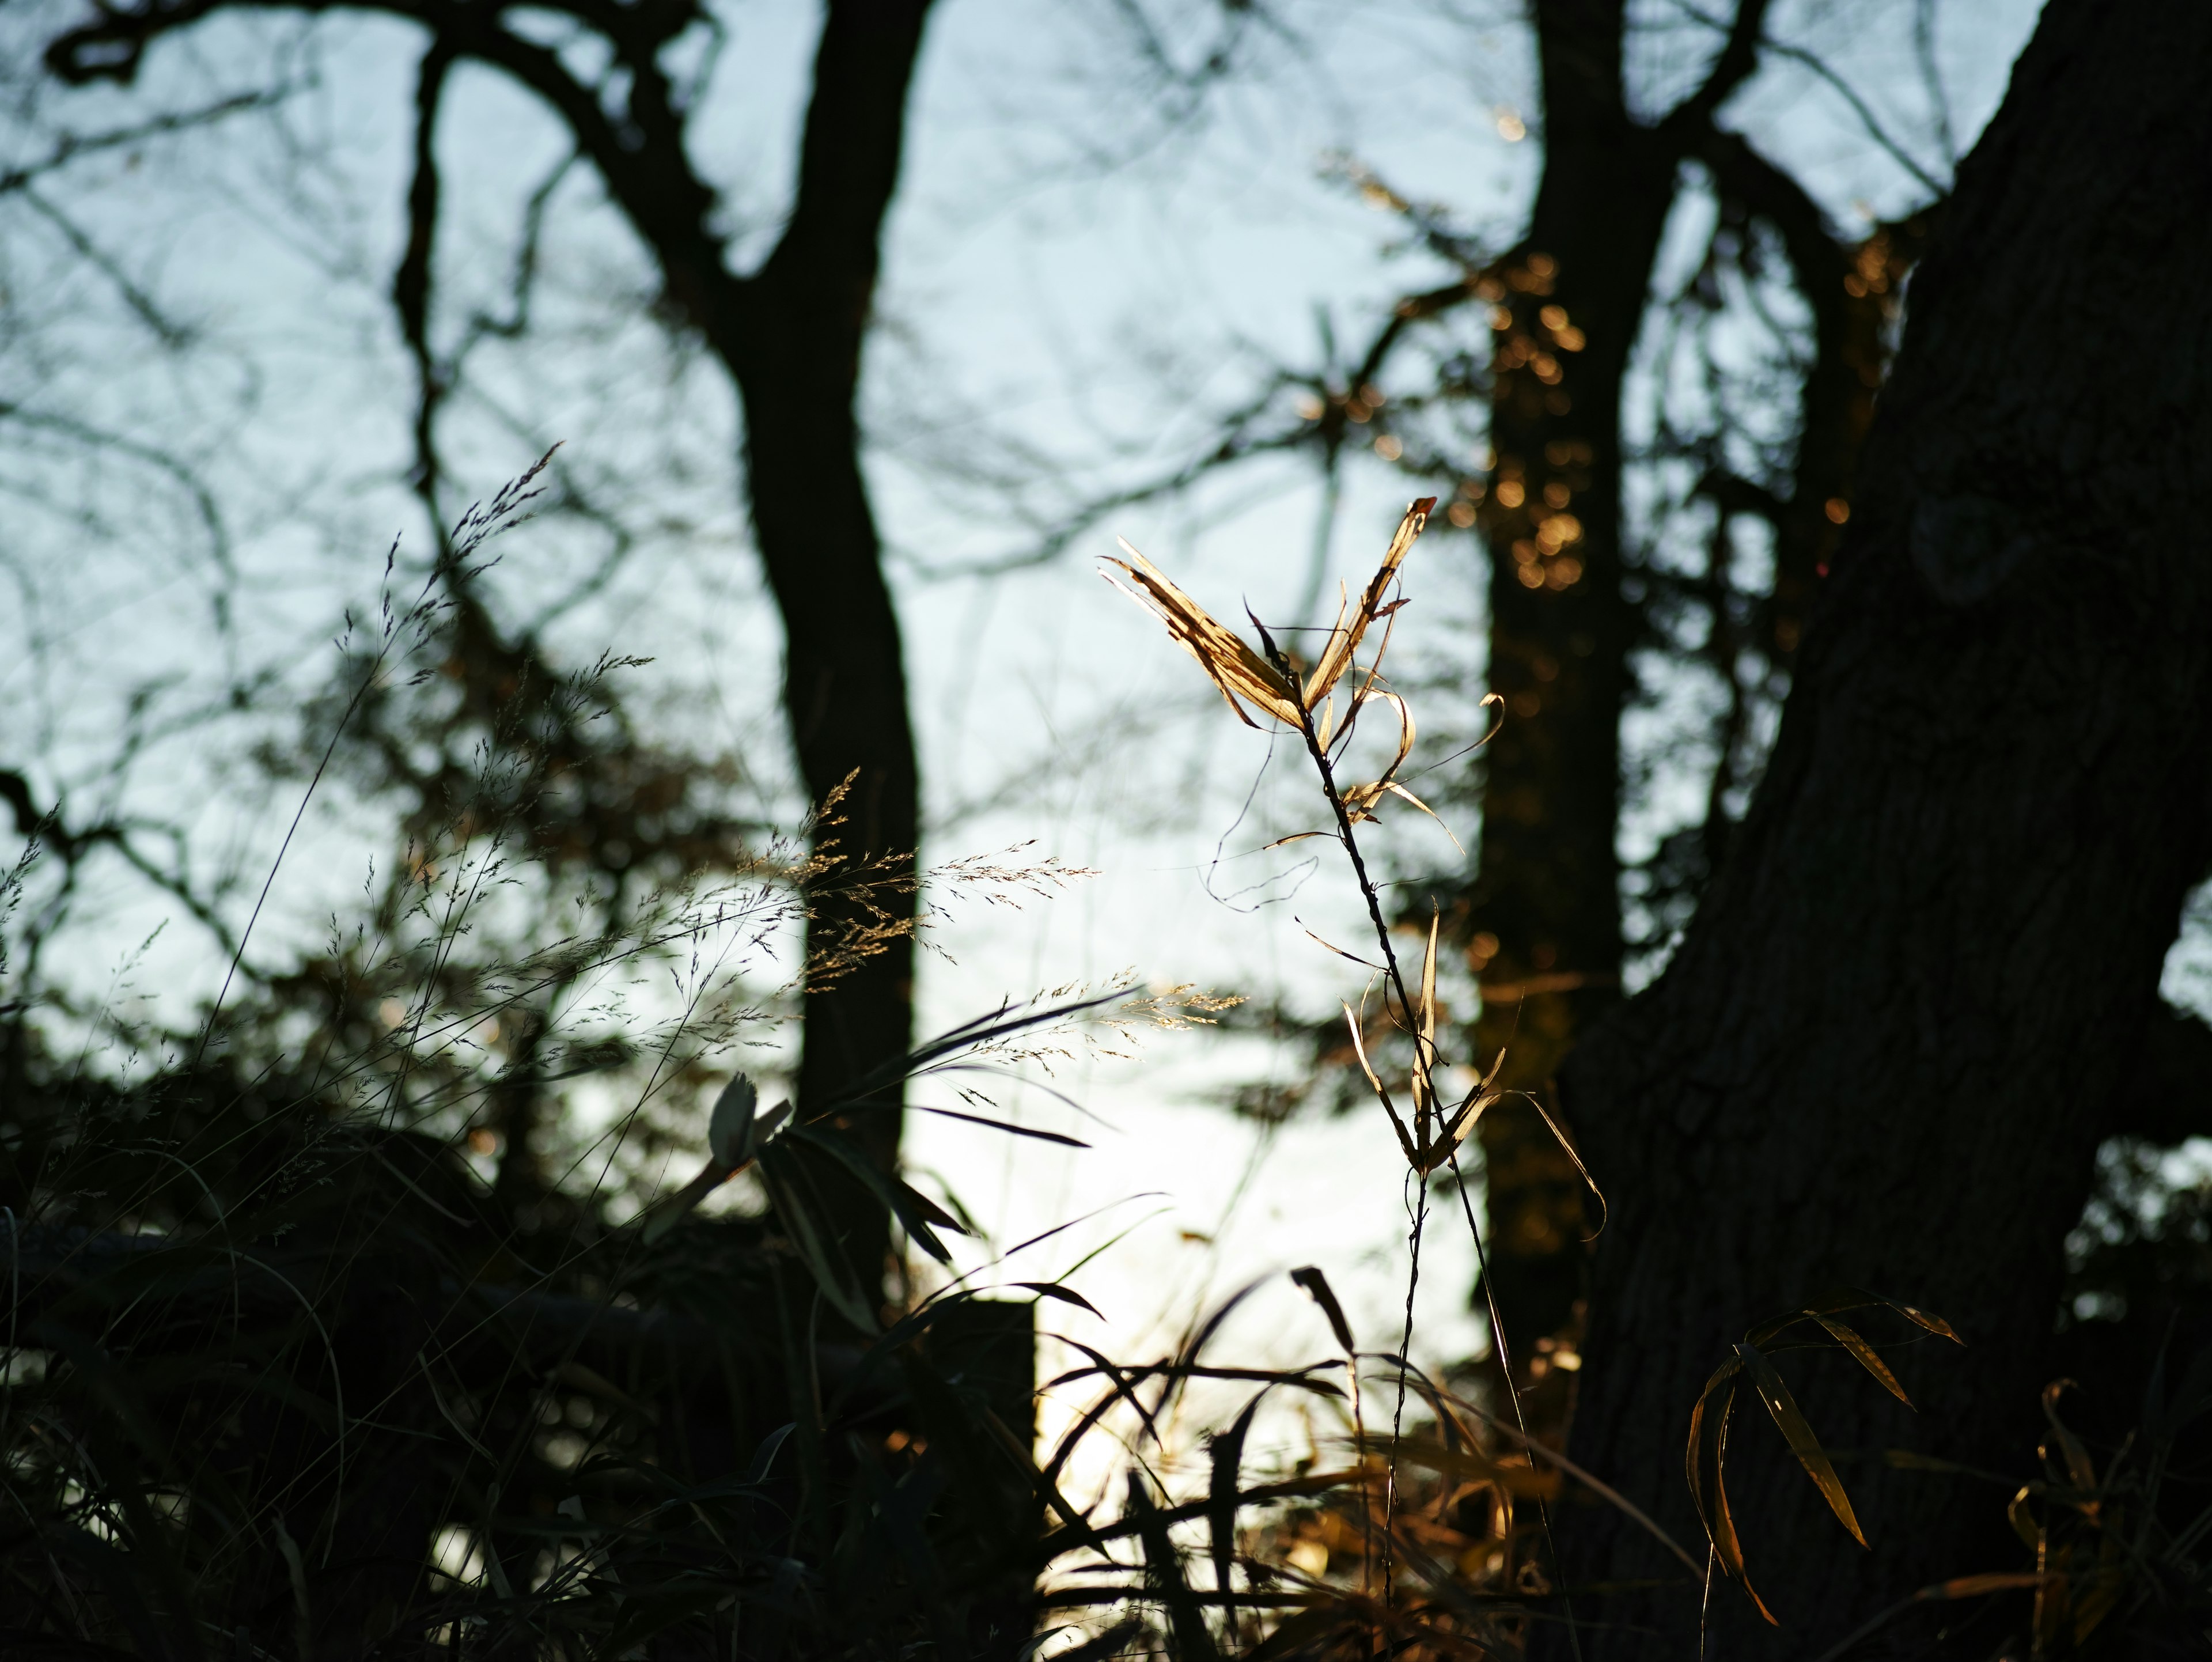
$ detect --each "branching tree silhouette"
[1062,0,1956,1374]
[1549,0,2212,1646]
[39,0,934,1278]
[1350,2,1964,1383]
[1437,0,1927,1373]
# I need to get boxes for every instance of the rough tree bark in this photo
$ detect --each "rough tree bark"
[46,0,931,1284]
[1548,3,2212,1653]
[1462,0,1682,1365]
[1463,0,1884,1374]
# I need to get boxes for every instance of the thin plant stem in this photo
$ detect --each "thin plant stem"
[1450,1147,1585,1662]
[1700,1543,1718,1661]
[1257,619,1441,1630]
[1389,1167,1430,1615]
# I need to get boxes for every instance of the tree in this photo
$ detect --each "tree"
[1550,0,2212,1647]
[1136,0,1948,1371]
[1395,0,1953,1375]
[40,0,934,1279]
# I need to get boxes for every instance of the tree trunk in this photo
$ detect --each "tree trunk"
[44,0,934,1297]
[715,0,931,1294]
[1548,3,2212,1652]
[1466,0,1740,1372]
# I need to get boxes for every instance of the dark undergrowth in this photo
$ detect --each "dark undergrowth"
[3,486,2211,1660]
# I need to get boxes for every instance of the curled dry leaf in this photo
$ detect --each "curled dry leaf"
[1100,497,1436,731]
[1099,546,1302,728]
[1336,689,1460,848]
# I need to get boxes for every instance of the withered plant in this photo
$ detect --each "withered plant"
[1104,497,1620,1656]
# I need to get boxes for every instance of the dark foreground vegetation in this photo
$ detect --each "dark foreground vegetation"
[9,490,2212,1660]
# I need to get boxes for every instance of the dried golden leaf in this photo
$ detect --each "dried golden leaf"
[1714,1394,1780,1623]
[1439,1046,1509,1154]
[1341,1000,1420,1169]
[2041,1379,2099,1498]
[1450,1390,1702,1574]
[2008,1485,2041,1550]
[1412,909,1441,1137]
[1815,1315,1913,1407]
[1100,544,1301,727]
[1685,1359,1741,1558]
[1297,923,1383,971]
[1795,1285,1960,1342]
[1525,1093,1605,1237]
[1389,1436,1557,1496]
[1927,1572,2048,1601]
[1301,498,1435,709]
[1740,1342,1866,1547]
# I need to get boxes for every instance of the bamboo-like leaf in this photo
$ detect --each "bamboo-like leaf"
[1412,908,1440,1141]
[1043,1338,1164,1477]
[1738,1342,1866,1547]
[791,1123,967,1265]
[910,1103,1090,1147]
[1685,1357,1741,1562]
[1789,1285,1960,1343]
[1289,1265,1356,1355]
[977,1404,1088,1534]
[1012,1281,1105,1319]
[1443,1044,1510,1150]
[1302,924,1384,969]
[1378,781,1461,850]
[1341,1001,1420,1169]
[1209,1392,1265,1600]
[1712,1387,1778,1624]
[1524,1092,1606,1237]
[1930,1571,2049,1601]
[756,1145,881,1333]
[785,1124,948,1260]
[1883,1448,2016,1482]
[640,1157,733,1245]
[2041,1379,2099,1499]
[1300,498,1435,709]
[643,1087,791,1244]
[1337,690,1429,834]
[1385,1434,1525,1490]
[1128,1471,1221,1662]
[706,1070,759,1167]
[896,1176,965,1233]
[1707,1383,1745,1577]
[1814,1315,1913,1406]
[1449,1389,1703,1575]
[1313,683,1340,751]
